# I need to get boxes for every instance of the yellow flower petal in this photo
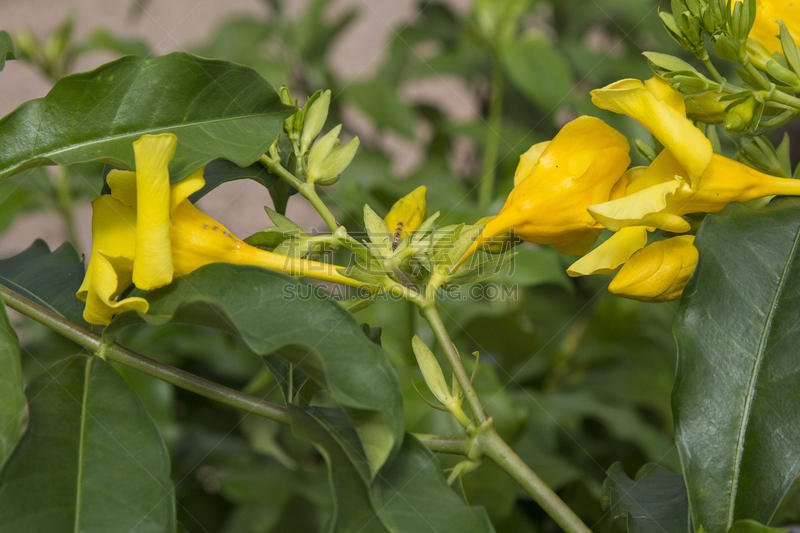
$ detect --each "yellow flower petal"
[566,226,649,276]
[77,252,149,326]
[588,178,691,233]
[76,195,142,325]
[514,141,550,187]
[748,0,800,55]
[553,230,600,256]
[384,186,427,245]
[591,77,712,180]
[170,167,206,213]
[106,170,137,207]
[169,199,376,290]
[679,154,800,214]
[609,236,697,302]
[626,149,689,195]
[451,117,630,272]
[132,134,177,290]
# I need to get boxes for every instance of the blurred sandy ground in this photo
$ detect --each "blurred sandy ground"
[0,0,473,258]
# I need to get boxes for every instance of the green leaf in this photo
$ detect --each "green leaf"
[727,520,788,533]
[370,434,495,533]
[675,199,800,532]
[503,35,574,112]
[0,52,295,183]
[0,240,89,328]
[603,463,690,533]
[0,355,174,532]
[0,297,24,469]
[289,405,495,533]
[342,80,416,138]
[106,263,404,475]
[189,158,277,202]
[0,30,19,73]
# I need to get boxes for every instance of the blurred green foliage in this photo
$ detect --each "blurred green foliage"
[1,0,743,531]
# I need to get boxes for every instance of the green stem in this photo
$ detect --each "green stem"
[478,428,592,533]
[0,284,468,455]
[766,89,800,111]
[259,155,340,232]
[478,53,505,210]
[420,303,488,422]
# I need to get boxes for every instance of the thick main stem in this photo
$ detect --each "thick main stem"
[479,428,593,533]
[478,53,505,210]
[421,299,592,533]
[0,285,468,455]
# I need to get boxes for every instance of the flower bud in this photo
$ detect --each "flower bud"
[713,34,743,62]
[723,95,760,133]
[306,125,341,184]
[301,90,331,154]
[310,136,359,186]
[684,91,729,124]
[608,236,698,302]
[475,216,521,254]
[384,186,427,248]
[746,38,774,71]
[279,86,296,135]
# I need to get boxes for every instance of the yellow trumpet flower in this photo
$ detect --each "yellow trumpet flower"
[77,133,373,325]
[451,116,631,272]
[748,0,800,55]
[607,236,698,302]
[588,77,800,234]
[384,185,427,248]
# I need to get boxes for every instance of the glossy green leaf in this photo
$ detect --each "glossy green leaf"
[0,240,88,328]
[675,200,800,532]
[189,158,277,203]
[603,463,689,533]
[0,355,174,532]
[289,405,495,533]
[0,297,24,469]
[727,520,788,533]
[503,36,574,112]
[371,434,495,533]
[106,263,404,475]
[0,31,19,73]
[0,52,295,183]
[290,405,388,533]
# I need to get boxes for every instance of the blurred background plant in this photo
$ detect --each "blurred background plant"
[3,0,796,531]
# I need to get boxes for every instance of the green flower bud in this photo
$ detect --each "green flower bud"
[713,34,742,62]
[746,38,773,72]
[660,12,690,49]
[300,90,331,154]
[667,72,712,94]
[279,86,297,135]
[680,12,702,46]
[309,136,360,186]
[724,95,761,133]
[307,124,341,177]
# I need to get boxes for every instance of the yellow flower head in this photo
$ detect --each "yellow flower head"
[384,186,427,248]
[748,0,800,55]
[607,236,698,302]
[587,77,800,235]
[451,116,630,272]
[77,134,371,325]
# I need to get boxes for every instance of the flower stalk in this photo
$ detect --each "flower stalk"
[0,284,468,456]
